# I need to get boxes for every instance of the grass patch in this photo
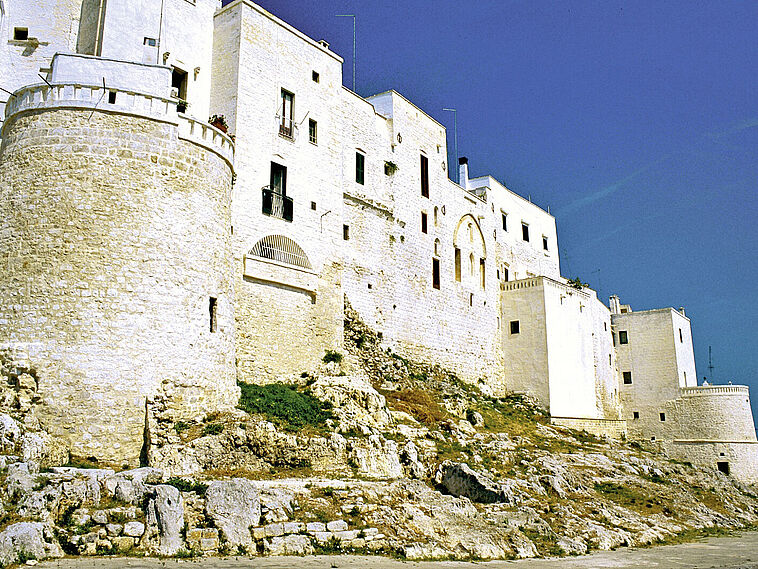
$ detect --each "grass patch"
[238,381,333,432]
[384,388,448,426]
[174,421,192,434]
[323,350,343,364]
[521,528,563,557]
[470,394,548,436]
[594,482,666,514]
[202,423,224,436]
[165,477,208,496]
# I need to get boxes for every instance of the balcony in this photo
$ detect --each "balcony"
[262,186,293,222]
[277,115,297,140]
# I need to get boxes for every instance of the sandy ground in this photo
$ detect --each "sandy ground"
[36,531,758,569]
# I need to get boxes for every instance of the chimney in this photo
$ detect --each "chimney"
[609,295,621,315]
[679,307,686,317]
[458,156,469,189]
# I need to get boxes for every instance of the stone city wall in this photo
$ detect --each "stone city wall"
[0,104,238,464]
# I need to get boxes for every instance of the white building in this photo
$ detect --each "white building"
[0,0,755,481]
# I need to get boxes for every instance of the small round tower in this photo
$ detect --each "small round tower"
[0,56,238,464]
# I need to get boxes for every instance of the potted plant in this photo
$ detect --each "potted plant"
[209,114,228,133]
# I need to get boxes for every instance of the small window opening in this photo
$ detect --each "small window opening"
[604,321,607,331]
[480,258,485,289]
[521,223,530,242]
[510,320,520,335]
[13,27,28,41]
[720,452,725,456]
[311,201,317,211]
[623,371,632,385]
[469,293,473,307]
[432,258,440,290]
[108,90,117,104]
[679,328,683,343]
[144,37,157,47]
[343,224,350,240]
[209,297,217,333]
[355,152,365,185]
[502,213,507,231]
[420,154,429,197]
[619,330,629,344]
[609,354,612,366]
[502,265,509,281]
[434,238,441,256]
[651,436,656,441]
[717,461,730,475]
[308,119,317,145]
[659,412,666,422]
[312,70,320,82]
[543,236,548,251]
[434,206,439,226]
[469,253,475,276]
[421,212,428,234]
[633,411,640,420]
[171,67,188,100]
[454,248,461,282]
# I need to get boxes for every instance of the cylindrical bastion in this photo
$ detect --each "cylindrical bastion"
[0,83,238,464]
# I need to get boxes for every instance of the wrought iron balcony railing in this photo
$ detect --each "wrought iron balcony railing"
[262,186,293,222]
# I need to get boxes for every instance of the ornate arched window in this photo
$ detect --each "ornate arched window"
[248,235,312,269]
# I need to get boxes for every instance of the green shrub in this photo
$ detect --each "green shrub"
[202,423,224,436]
[165,477,208,496]
[174,421,191,434]
[237,381,333,431]
[322,350,343,364]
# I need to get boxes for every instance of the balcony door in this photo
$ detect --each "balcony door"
[271,162,287,195]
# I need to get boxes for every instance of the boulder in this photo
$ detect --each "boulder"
[6,461,37,500]
[264,534,313,556]
[435,461,517,504]
[310,375,393,430]
[204,478,260,548]
[349,435,403,479]
[0,414,21,452]
[103,467,162,504]
[0,522,63,566]
[145,485,184,556]
[123,521,145,538]
[20,432,68,467]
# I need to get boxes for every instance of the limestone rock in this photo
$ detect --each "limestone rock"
[349,435,402,479]
[311,375,393,431]
[436,461,517,504]
[6,461,37,500]
[264,534,313,556]
[0,522,63,566]
[103,467,162,504]
[144,485,184,556]
[0,414,21,452]
[123,521,145,538]
[204,478,260,548]
[20,432,68,468]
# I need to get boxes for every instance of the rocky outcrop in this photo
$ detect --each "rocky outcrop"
[205,478,261,549]
[144,485,184,556]
[0,522,63,566]
[310,375,393,432]
[435,461,519,504]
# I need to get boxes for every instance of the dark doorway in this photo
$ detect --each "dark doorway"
[717,461,730,475]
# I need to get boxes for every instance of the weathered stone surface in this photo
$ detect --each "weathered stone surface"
[205,478,260,548]
[122,521,145,538]
[144,485,184,556]
[311,375,393,431]
[6,461,36,500]
[0,414,21,452]
[264,534,313,556]
[436,461,516,504]
[104,468,162,505]
[0,522,63,566]
[306,522,325,533]
[105,523,123,536]
[19,431,68,467]
[326,520,348,532]
[349,435,403,479]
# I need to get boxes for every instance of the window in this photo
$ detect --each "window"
[209,297,217,333]
[502,265,509,281]
[619,330,628,344]
[454,248,461,282]
[420,154,429,198]
[609,354,612,366]
[717,461,730,475]
[311,201,317,211]
[432,258,440,290]
[355,152,365,185]
[421,212,428,234]
[262,163,292,221]
[434,239,441,256]
[279,89,294,138]
[312,70,320,83]
[543,236,548,251]
[144,37,157,47]
[343,224,350,240]
[521,223,530,242]
[480,259,485,289]
[679,328,683,343]
[510,320,520,335]
[248,235,312,269]
[633,411,640,420]
[623,371,632,385]
[659,412,666,422]
[172,67,188,112]
[13,27,28,41]
[270,162,286,194]
[469,253,475,277]
[604,321,607,331]
[308,119,317,144]
[502,213,507,231]
[108,91,117,104]
[434,206,439,226]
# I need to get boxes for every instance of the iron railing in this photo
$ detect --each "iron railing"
[262,186,293,222]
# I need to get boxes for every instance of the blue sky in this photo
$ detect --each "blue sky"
[245,1,757,421]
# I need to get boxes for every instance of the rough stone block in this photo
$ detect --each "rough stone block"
[264,523,284,537]
[122,521,145,538]
[326,520,348,532]
[306,522,325,533]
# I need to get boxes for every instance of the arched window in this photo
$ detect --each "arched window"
[468,223,473,242]
[248,235,312,269]
[434,238,441,257]
[469,253,475,276]
[434,206,439,226]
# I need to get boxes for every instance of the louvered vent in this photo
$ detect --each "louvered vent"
[248,235,312,270]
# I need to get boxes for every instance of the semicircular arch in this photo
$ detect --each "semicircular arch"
[452,214,487,258]
[248,235,313,270]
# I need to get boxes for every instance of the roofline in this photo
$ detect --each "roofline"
[366,90,447,130]
[469,175,555,220]
[216,0,344,64]
[611,306,690,322]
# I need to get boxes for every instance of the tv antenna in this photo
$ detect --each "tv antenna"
[708,345,715,381]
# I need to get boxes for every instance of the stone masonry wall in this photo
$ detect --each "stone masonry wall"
[0,107,238,464]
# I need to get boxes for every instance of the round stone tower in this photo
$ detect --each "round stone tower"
[0,70,239,464]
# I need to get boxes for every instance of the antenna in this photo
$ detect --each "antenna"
[442,108,458,183]
[708,345,715,381]
[336,15,356,92]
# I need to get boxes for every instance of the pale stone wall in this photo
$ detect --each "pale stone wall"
[675,386,757,441]
[0,103,238,464]
[0,0,84,122]
[97,0,220,120]
[551,417,627,438]
[212,0,345,384]
[664,440,758,485]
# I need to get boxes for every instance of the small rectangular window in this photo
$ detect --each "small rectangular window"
[633,411,640,419]
[310,201,317,211]
[454,248,461,282]
[343,224,350,240]
[209,297,217,333]
[660,412,666,422]
[432,258,440,290]
[619,330,628,344]
[308,119,317,144]
[510,320,520,335]
[480,259,485,289]
[717,461,730,475]
[420,154,429,198]
[13,27,28,41]
[502,213,507,231]
[679,328,683,343]
[521,223,529,242]
[108,91,117,104]
[421,212,428,234]
[623,371,632,385]
[312,70,320,82]
[144,37,157,47]
[355,152,365,185]
[502,266,509,281]
[279,89,294,138]
[543,236,548,251]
